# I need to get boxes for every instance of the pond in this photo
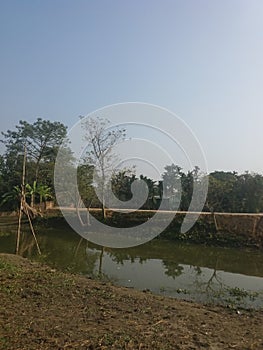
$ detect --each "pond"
[0,217,263,309]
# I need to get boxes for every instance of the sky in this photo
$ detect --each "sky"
[0,0,263,175]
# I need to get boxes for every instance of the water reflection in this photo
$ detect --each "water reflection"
[0,220,263,309]
[87,243,263,309]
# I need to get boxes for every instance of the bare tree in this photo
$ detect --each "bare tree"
[81,116,125,219]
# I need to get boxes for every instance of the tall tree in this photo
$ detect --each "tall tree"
[1,118,68,185]
[1,118,70,207]
[162,164,183,210]
[206,171,238,212]
[81,116,125,218]
[162,164,182,197]
[235,172,263,213]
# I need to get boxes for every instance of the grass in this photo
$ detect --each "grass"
[0,259,18,274]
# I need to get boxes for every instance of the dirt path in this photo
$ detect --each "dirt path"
[0,253,262,350]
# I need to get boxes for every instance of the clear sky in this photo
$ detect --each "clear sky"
[0,0,263,174]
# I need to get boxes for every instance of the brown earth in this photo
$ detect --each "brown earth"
[0,253,262,350]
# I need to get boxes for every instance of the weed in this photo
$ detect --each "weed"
[0,259,18,274]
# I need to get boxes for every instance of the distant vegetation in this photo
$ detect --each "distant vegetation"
[0,117,263,214]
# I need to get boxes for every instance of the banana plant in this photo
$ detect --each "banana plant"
[25,181,37,207]
[1,182,53,211]
[26,181,53,208]
[0,185,22,210]
[36,183,53,206]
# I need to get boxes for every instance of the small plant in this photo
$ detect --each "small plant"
[0,259,18,273]
[0,336,9,349]
[176,288,188,294]
[228,287,249,298]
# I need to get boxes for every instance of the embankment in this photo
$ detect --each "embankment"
[43,208,263,248]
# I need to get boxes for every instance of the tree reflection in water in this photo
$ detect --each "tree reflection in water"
[162,260,184,278]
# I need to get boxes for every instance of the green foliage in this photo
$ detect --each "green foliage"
[26,181,53,206]
[111,169,136,202]
[207,171,263,213]
[1,118,67,164]
[77,164,98,207]
[0,118,69,208]
[1,117,69,186]
[1,116,263,215]
[0,259,18,274]
[0,185,21,210]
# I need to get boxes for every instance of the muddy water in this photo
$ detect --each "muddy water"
[0,217,263,309]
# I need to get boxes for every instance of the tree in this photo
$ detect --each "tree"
[111,169,136,203]
[234,172,263,213]
[162,164,182,197]
[81,116,126,219]
[1,118,69,206]
[1,118,68,185]
[77,163,98,207]
[206,171,238,212]
[0,155,5,198]
[180,171,194,211]
[138,175,159,209]
[162,164,183,210]
[180,166,204,211]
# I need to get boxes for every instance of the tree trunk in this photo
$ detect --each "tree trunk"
[101,170,106,220]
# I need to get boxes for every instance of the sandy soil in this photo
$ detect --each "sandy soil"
[0,253,262,350]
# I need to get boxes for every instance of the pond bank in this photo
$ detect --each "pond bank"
[39,209,263,249]
[1,209,263,249]
[0,253,263,350]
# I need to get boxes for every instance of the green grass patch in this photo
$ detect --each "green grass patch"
[0,259,18,273]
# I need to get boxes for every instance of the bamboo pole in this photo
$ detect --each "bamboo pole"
[24,203,41,255]
[16,143,27,254]
[252,216,259,237]
[213,212,219,231]
[16,198,23,254]
[16,142,41,255]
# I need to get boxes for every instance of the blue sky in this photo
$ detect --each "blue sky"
[0,0,263,174]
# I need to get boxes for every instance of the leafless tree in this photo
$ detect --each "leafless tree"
[81,116,125,219]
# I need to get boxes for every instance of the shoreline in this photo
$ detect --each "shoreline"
[1,210,263,250]
[42,210,263,249]
[1,253,263,349]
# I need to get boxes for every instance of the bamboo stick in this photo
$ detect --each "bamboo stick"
[16,143,27,254]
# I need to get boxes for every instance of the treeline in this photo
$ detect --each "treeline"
[0,118,263,213]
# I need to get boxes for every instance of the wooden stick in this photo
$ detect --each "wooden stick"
[252,216,259,237]
[16,199,23,254]
[16,143,27,254]
[16,142,41,255]
[24,200,41,255]
[213,212,219,231]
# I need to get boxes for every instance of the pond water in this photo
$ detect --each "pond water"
[0,217,263,309]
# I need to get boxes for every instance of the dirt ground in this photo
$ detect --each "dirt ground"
[0,253,262,350]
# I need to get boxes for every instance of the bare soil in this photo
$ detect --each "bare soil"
[0,253,262,350]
